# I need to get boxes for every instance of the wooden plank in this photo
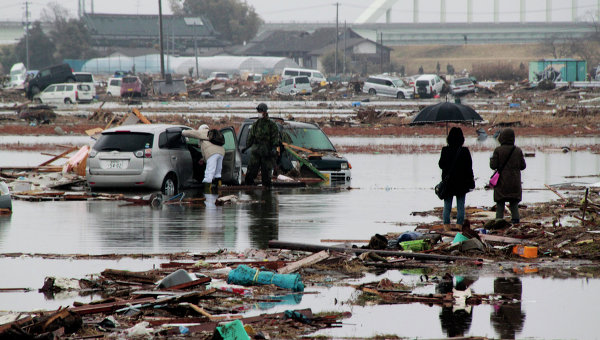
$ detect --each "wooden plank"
[38,146,78,167]
[70,297,156,315]
[544,184,567,200]
[164,277,211,290]
[131,108,152,124]
[278,250,330,274]
[268,240,473,262]
[284,146,327,180]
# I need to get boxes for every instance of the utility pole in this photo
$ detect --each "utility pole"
[334,2,339,76]
[24,1,30,69]
[379,32,383,74]
[343,21,347,76]
[158,0,165,79]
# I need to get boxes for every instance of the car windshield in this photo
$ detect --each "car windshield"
[75,74,93,82]
[295,77,309,84]
[454,78,472,85]
[282,126,335,151]
[93,132,153,152]
[122,77,138,84]
[392,79,406,87]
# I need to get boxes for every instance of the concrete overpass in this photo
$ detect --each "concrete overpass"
[260,21,597,46]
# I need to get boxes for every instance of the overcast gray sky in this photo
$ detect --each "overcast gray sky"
[1,0,599,23]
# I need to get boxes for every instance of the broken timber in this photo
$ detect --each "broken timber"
[283,145,327,180]
[268,240,473,262]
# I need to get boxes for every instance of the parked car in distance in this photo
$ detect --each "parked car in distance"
[87,124,242,195]
[362,75,414,99]
[33,83,93,104]
[8,62,27,89]
[449,77,476,95]
[207,72,229,81]
[26,63,75,99]
[237,118,351,185]
[106,77,122,97]
[275,76,312,96]
[281,67,326,85]
[73,72,96,98]
[120,76,144,97]
[414,74,445,98]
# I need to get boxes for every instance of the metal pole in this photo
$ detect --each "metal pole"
[195,25,199,78]
[334,2,339,76]
[343,21,346,76]
[25,1,30,69]
[158,0,165,79]
[380,32,383,73]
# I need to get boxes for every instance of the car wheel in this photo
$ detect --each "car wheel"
[396,92,405,99]
[290,89,297,95]
[64,98,72,104]
[66,78,75,83]
[161,174,178,196]
[33,98,42,104]
[31,86,40,96]
[106,92,112,96]
[368,88,376,95]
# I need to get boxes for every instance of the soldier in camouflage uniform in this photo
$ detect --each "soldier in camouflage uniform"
[244,103,280,187]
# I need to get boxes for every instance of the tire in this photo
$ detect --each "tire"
[64,98,72,104]
[161,174,178,196]
[396,92,405,99]
[368,88,376,95]
[33,98,42,104]
[106,92,112,96]
[290,89,297,95]
[66,77,75,83]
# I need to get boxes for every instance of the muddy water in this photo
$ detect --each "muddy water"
[1,137,599,338]
[2,149,598,254]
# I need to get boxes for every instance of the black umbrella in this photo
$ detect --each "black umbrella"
[411,101,483,125]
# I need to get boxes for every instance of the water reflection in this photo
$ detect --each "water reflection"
[491,277,525,339]
[246,189,279,249]
[436,274,478,337]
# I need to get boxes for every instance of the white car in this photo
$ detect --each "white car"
[275,76,312,96]
[106,77,122,97]
[281,67,326,85]
[73,72,96,98]
[362,75,414,99]
[414,74,445,98]
[34,83,93,104]
[449,77,476,95]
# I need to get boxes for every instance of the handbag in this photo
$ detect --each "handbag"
[435,147,462,200]
[489,146,516,188]
[489,171,500,187]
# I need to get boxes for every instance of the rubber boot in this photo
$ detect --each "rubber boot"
[212,177,222,190]
[203,182,213,194]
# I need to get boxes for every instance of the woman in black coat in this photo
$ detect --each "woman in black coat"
[490,128,526,223]
[438,127,475,226]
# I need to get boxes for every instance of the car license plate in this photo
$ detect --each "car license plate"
[108,160,124,169]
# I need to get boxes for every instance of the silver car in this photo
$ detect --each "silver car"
[363,75,414,99]
[86,124,242,195]
[275,76,312,96]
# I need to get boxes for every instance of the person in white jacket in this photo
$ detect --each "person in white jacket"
[182,124,225,192]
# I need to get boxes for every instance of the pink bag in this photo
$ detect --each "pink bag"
[489,171,499,187]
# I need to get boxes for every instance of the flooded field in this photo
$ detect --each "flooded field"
[1,136,599,338]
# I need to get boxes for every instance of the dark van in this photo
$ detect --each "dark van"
[26,63,75,99]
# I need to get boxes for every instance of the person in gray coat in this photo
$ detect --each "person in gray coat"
[490,128,526,223]
[182,124,225,193]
